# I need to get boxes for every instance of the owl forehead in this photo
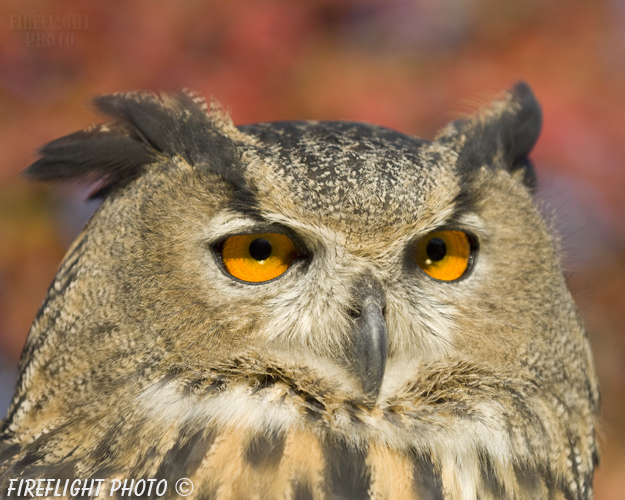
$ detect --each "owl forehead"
[237,121,461,234]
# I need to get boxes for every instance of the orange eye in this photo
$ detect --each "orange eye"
[413,230,473,281]
[221,233,297,283]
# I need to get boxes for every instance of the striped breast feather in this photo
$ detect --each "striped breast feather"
[149,424,442,500]
[0,355,591,499]
[119,356,590,500]
[146,423,576,500]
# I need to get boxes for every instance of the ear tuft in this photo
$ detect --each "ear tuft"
[22,90,245,197]
[500,82,542,168]
[23,122,157,187]
[438,81,543,191]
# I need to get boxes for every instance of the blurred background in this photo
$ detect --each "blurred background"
[0,0,623,497]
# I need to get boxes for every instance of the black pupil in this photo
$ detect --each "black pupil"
[249,238,273,261]
[426,237,447,262]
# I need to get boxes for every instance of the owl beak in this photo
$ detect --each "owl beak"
[347,279,388,408]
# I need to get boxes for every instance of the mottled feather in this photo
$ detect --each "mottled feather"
[1,84,599,499]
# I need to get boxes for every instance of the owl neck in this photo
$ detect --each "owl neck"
[1,354,596,500]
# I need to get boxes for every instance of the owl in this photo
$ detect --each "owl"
[0,83,599,500]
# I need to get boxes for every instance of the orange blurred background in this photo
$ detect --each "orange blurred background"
[0,1,623,497]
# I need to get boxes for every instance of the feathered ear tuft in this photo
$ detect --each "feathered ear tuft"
[437,81,543,191]
[22,92,174,193]
[23,121,157,187]
[22,90,244,197]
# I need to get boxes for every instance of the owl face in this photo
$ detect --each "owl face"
[0,84,599,499]
[99,109,563,406]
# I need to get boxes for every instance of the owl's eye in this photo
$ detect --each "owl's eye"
[413,230,473,281]
[220,233,297,282]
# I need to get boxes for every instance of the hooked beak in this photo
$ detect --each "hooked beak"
[345,275,388,407]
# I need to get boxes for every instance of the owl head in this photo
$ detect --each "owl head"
[0,83,599,499]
